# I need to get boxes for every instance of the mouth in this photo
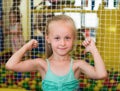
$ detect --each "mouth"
[58,48,67,50]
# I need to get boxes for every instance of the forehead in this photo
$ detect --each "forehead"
[49,20,72,26]
[48,20,74,32]
[49,21,73,34]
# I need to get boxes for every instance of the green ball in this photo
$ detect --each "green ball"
[100,86,108,91]
[111,86,117,91]
[22,82,29,89]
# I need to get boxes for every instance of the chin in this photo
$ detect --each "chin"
[58,52,70,56]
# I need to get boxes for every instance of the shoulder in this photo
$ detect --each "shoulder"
[34,58,47,66]
[33,58,47,70]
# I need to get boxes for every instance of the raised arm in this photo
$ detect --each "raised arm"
[5,39,43,72]
[77,38,107,79]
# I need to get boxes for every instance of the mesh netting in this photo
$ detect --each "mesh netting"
[0,0,120,91]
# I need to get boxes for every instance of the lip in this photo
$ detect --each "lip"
[58,48,67,50]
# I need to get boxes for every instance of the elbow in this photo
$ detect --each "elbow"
[5,63,14,71]
[5,63,10,70]
[97,72,108,80]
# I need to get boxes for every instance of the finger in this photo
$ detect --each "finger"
[33,41,39,46]
[82,41,87,47]
[33,43,38,48]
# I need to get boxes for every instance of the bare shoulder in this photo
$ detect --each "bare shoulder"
[33,58,47,69]
[34,58,47,65]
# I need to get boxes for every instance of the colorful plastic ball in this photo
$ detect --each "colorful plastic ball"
[36,84,42,91]
[79,83,86,88]
[22,82,29,89]
[12,84,17,88]
[17,72,22,78]
[97,83,103,88]
[117,83,120,90]
[94,86,100,91]
[111,86,117,91]
[36,78,41,83]
[18,81,23,87]
[25,72,30,78]
[100,86,108,91]
[30,84,36,90]
[36,72,41,77]
[108,88,112,91]
[117,76,120,82]
[83,79,88,84]
[24,77,30,82]
[86,83,90,88]
[32,80,36,85]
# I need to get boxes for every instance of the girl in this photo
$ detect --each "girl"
[5,7,24,53]
[6,15,107,91]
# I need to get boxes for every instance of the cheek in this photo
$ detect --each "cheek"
[67,41,74,47]
[50,40,57,47]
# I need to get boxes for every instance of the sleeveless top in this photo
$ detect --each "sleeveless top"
[42,58,79,91]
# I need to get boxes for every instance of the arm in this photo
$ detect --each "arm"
[78,38,107,79]
[5,39,42,72]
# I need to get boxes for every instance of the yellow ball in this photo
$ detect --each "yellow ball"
[83,79,87,84]
[97,80,102,84]
[32,80,36,85]
[97,83,103,88]
[86,83,90,88]
[37,72,41,77]
[38,82,42,87]
[1,73,6,77]
[25,77,30,82]
[1,83,7,88]
[94,86,100,91]
[117,83,120,90]
[13,84,17,88]
[30,84,35,89]
[8,79,12,84]
[108,88,112,91]
[110,79,115,83]
[18,81,23,87]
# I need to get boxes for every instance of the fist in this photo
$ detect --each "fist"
[26,39,39,50]
[82,37,96,53]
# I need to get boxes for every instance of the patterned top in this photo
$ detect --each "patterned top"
[42,58,79,91]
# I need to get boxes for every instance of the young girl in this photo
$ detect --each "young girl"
[6,15,107,91]
[5,7,24,53]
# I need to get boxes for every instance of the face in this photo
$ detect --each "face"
[9,12,16,24]
[46,21,75,56]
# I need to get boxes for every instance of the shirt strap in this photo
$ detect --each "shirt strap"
[70,58,73,70]
[46,59,50,70]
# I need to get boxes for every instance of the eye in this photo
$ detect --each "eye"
[65,36,71,40]
[54,37,60,40]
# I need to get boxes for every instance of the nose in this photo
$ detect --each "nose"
[60,39,66,46]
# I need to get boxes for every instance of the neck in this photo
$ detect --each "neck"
[50,54,70,62]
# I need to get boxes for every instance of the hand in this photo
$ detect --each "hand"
[25,39,39,50]
[82,37,96,53]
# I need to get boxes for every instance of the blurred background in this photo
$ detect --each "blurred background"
[0,0,120,91]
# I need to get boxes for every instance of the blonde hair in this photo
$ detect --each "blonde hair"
[46,15,77,58]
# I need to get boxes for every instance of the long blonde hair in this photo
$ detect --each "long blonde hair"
[45,15,77,58]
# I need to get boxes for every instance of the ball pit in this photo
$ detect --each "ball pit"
[1,60,120,91]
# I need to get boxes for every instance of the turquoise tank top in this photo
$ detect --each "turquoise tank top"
[42,58,79,91]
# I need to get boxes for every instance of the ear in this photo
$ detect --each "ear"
[45,35,50,44]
